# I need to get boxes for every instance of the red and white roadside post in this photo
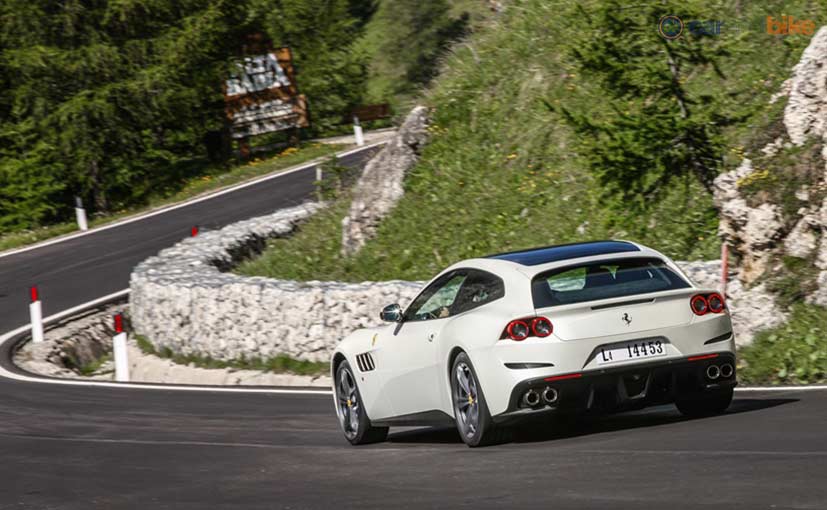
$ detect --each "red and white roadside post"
[29,286,44,343]
[353,116,365,146]
[721,243,729,297]
[74,196,88,231]
[113,313,130,382]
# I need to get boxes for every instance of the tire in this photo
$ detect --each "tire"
[450,352,510,447]
[334,361,388,445]
[675,387,734,418]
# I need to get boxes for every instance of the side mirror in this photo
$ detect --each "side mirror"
[380,303,403,323]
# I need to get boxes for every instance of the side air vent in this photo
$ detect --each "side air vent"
[356,352,376,372]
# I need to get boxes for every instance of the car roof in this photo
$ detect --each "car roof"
[442,241,671,282]
[485,240,641,266]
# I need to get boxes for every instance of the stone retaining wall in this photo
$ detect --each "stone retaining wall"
[130,203,423,362]
[130,206,772,363]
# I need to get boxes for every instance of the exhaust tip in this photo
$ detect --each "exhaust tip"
[542,386,558,404]
[706,364,721,380]
[720,363,734,378]
[523,389,540,407]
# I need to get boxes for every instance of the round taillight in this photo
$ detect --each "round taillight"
[708,293,724,313]
[690,295,709,315]
[531,317,553,337]
[506,320,530,341]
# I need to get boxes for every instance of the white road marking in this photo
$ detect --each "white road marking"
[574,449,827,457]
[0,433,322,450]
[0,141,388,260]
[734,385,827,392]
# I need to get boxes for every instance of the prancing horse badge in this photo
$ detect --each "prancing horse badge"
[622,313,632,326]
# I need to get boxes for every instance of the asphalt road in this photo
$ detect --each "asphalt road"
[1,141,826,509]
[0,146,379,332]
[0,379,823,509]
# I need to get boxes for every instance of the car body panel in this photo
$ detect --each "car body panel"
[332,241,735,427]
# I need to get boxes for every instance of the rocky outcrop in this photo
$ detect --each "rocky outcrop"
[130,203,423,363]
[784,26,827,146]
[340,106,429,256]
[678,261,784,346]
[714,26,827,305]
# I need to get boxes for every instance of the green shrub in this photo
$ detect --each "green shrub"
[739,304,827,385]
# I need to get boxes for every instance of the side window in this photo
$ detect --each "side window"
[451,270,505,315]
[405,272,468,322]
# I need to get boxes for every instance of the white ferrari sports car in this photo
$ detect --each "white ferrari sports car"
[331,240,736,447]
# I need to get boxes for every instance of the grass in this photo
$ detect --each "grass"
[77,354,114,376]
[765,255,823,309]
[135,335,329,377]
[356,0,492,114]
[739,304,827,385]
[739,138,827,223]
[0,142,344,253]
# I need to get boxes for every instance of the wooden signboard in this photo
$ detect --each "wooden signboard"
[224,46,309,140]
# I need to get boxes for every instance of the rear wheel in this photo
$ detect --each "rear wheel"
[335,361,388,445]
[675,387,733,418]
[451,353,510,447]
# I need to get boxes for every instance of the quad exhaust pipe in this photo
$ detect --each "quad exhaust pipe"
[720,363,734,378]
[522,387,558,408]
[542,386,559,404]
[705,363,734,380]
[522,389,540,407]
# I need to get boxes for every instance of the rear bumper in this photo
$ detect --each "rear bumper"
[493,352,736,424]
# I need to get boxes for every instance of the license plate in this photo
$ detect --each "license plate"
[596,339,666,365]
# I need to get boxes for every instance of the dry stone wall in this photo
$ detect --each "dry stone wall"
[130,203,423,363]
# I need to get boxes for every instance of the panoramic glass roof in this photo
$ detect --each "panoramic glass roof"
[485,240,640,266]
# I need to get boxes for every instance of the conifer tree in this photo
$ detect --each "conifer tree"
[556,1,733,210]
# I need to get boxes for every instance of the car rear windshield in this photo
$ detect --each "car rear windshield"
[531,257,690,308]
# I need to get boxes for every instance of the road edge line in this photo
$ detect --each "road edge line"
[0,140,388,260]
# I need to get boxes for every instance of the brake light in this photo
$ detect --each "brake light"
[691,293,726,315]
[503,317,553,341]
[690,295,709,315]
[688,353,719,362]
[531,317,553,337]
[544,372,582,382]
[506,320,530,341]
[707,293,725,313]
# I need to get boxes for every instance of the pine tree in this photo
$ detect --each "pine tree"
[0,0,371,230]
[556,1,733,210]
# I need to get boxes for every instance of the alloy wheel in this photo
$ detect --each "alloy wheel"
[336,366,360,439]
[454,362,480,438]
